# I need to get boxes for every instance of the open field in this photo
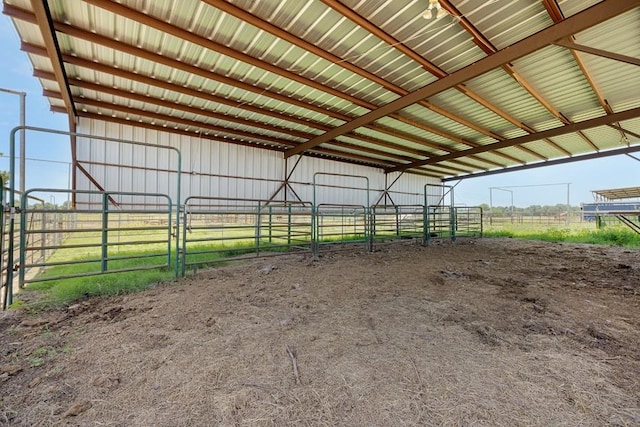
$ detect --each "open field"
[1,237,639,426]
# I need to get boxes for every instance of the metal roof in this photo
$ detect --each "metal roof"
[592,186,640,201]
[3,0,640,179]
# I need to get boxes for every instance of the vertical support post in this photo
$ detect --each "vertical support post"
[41,205,46,263]
[255,201,261,255]
[510,190,514,224]
[395,205,400,237]
[450,186,456,243]
[423,205,430,246]
[0,177,5,309]
[19,92,26,197]
[181,202,187,277]
[311,205,317,257]
[166,197,172,274]
[101,192,108,273]
[18,190,28,291]
[175,172,181,278]
[287,204,292,246]
[268,205,273,244]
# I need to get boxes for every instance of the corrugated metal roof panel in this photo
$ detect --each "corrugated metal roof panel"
[60,2,377,118]
[520,140,566,159]
[545,133,597,155]
[68,67,328,135]
[345,1,487,74]
[558,0,603,18]
[572,9,640,112]
[313,1,441,85]
[582,125,631,151]
[370,116,467,153]
[336,135,422,160]
[512,45,602,118]
[463,68,557,130]
[397,103,487,144]
[458,0,552,50]
[5,0,639,181]
[351,123,448,155]
[429,88,515,136]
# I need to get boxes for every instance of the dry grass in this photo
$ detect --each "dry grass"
[1,238,639,426]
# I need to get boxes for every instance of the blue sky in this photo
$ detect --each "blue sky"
[0,14,70,198]
[0,14,637,207]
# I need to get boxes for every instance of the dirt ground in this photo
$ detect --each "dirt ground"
[1,237,639,426]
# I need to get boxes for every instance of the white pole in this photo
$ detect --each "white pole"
[0,88,27,195]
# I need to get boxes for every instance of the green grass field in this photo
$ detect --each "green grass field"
[484,222,640,247]
[12,215,638,309]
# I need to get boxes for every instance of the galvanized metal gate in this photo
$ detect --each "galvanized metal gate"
[1,189,176,308]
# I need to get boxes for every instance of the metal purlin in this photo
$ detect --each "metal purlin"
[6,126,182,306]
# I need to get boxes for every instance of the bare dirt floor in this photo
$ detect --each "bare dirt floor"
[1,237,639,426]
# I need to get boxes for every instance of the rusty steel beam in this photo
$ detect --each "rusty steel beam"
[48,91,408,168]
[72,111,398,170]
[81,0,376,111]
[439,0,581,156]
[81,0,528,160]
[5,4,355,122]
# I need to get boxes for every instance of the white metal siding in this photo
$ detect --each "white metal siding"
[75,118,440,209]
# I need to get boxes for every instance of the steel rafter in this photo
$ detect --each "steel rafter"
[436,0,592,154]
[286,0,638,158]
[322,0,549,160]
[541,0,630,145]
[390,106,640,173]
[28,0,76,119]
[8,13,507,176]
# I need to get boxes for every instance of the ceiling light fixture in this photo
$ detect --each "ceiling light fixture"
[423,0,448,19]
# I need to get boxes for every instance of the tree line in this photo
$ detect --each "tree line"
[479,203,581,217]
